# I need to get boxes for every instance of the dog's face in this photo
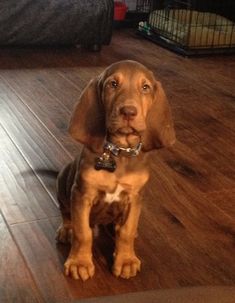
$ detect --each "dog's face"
[69,60,175,152]
[100,61,156,137]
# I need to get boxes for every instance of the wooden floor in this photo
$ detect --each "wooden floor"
[0,29,235,302]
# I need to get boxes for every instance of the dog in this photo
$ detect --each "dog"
[56,60,175,281]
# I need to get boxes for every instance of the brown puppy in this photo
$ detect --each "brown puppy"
[56,60,175,281]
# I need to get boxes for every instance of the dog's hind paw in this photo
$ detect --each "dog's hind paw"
[56,224,73,244]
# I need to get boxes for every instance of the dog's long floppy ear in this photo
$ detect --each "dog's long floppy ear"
[68,77,106,153]
[142,80,176,151]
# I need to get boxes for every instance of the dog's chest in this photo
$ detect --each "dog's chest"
[103,184,125,204]
[90,184,129,227]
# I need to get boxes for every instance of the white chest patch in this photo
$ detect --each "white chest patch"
[104,184,124,204]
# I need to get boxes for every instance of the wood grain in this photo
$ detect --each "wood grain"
[0,213,43,303]
[10,217,73,303]
[0,125,59,224]
[77,287,235,303]
[0,28,234,301]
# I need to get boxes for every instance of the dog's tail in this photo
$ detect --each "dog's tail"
[34,168,59,179]
[20,168,59,180]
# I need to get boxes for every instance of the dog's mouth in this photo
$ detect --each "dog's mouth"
[106,120,144,149]
[117,126,137,135]
[108,119,146,136]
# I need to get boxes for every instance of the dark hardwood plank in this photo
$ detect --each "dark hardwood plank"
[0,213,44,303]
[0,124,59,224]
[157,142,235,193]
[78,287,235,303]
[0,29,235,301]
[0,91,75,204]
[138,165,235,288]
[0,74,79,158]
[10,217,73,303]
[10,217,148,301]
[205,190,235,219]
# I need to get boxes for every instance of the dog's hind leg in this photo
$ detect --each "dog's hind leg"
[56,214,73,244]
[56,162,76,244]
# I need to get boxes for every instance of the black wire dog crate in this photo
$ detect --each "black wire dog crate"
[136,0,152,12]
[138,0,235,55]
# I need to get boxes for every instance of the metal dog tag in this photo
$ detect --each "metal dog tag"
[94,152,116,172]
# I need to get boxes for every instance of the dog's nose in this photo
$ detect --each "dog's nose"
[120,106,137,120]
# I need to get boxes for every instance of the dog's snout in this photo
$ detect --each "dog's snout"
[120,106,137,120]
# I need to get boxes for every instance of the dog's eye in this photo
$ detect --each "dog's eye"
[110,80,118,88]
[142,84,150,92]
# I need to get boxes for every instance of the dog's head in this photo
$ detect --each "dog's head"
[69,60,176,152]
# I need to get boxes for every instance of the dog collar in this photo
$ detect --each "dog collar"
[94,141,142,173]
[103,141,142,157]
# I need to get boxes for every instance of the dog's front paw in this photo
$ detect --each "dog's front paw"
[64,255,95,281]
[112,253,141,279]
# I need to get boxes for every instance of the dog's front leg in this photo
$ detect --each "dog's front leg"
[64,187,95,281]
[113,195,141,279]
